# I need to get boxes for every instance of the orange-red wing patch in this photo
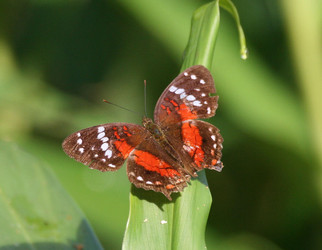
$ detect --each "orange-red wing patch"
[133,150,181,178]
[177,103,197,121]
[166,184,175,190]
[211,159,217,165]
[181,122,204,167]
[114,140,135,158]
[170,100,178,107]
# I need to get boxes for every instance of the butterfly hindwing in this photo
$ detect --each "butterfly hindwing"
[180,120,223,172]
[154,65,218,126]
[163,119,223,175]
[127,138,190,200]
[62,123,146,171]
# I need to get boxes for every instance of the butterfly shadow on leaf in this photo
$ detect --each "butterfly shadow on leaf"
[130,185,181,209]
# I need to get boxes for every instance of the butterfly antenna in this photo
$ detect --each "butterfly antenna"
[144,80,148,117]
[103,99,141,115]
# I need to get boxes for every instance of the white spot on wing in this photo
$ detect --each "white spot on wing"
[108,163,115,168]
[94,154,98,157]
[184,72,188,76]
[193,100,202,107]
[204,101,208,104]
[211,135,216,141]
[186,95,196,101]
[200,79,205,84]
[97,132,105,139]
[98,126,104,133]
[175,88,184,94]
[180,92,187,99]
[146,181,153,185]
[77,133,81,137]
[79,148,84,153]
[183,145,193,152]
[169,86,177,92]
[191,74,197,80]
[105,149,112,158]
[176,178,184,184]
[201,93,206,97]
[101,143,108,151]
[214,165,222,172]
[195,88,200,91]
[213,144,217,149]
[102,159,106,162]
[101,137,109,142]
[207,107,211,114]
[77,138,82,145]
[137,176,144,181]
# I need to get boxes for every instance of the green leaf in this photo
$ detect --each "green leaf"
[123,1,224,249]
[0,141,103,250]
[182,1,220,69]
[219,0,248,59]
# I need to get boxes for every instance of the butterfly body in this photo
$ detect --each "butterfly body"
[142,117,166,141]
[63,65,223,200]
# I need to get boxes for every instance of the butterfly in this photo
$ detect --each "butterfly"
[62,65,223,200]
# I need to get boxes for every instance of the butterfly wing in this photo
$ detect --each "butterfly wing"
[153,65,223,173]
[166,120,223,173]
[62,123,147,171]
[154,65,218,125]
[127,138,190,200]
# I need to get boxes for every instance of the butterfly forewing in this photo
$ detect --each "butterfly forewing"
[154,65,218,126]
[62,123,146,171]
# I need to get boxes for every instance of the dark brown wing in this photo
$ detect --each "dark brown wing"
[154,65,218,127]
[127,138,190,200]
[62,123,147,172]
[164,120,223,174]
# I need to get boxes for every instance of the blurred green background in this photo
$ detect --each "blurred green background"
[0,0,321,249]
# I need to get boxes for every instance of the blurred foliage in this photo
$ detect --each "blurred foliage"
[0,0,321,249]
[0,142,102,249]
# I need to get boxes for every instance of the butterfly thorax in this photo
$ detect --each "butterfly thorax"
[142,117,184,169]
[142,117,164,141]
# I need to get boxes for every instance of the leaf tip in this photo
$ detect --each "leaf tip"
[241,47,248,60]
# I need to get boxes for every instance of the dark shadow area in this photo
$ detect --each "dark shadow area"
[130,184,181,209]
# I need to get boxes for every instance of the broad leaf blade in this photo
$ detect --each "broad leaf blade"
[123,2,220,249]
[0,141,102,250]
[183,1,220,69]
